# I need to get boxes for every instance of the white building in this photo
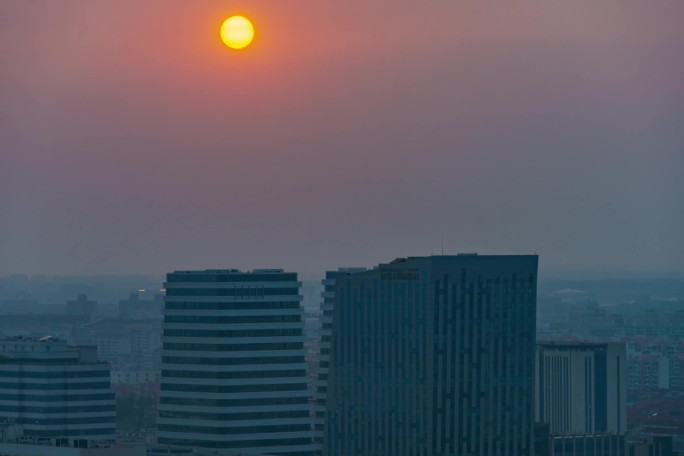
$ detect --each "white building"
[0,337,115,442]
[157,269,315,455]
[535,342,627,435]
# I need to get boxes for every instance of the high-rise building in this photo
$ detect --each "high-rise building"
[313,268,366,449]
[0,336,115,442]
[535,342,627,435]
[157,269,316,455]
[324,254,539,456]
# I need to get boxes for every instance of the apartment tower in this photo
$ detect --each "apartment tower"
[157,269,315,455]
[0,337,115,442]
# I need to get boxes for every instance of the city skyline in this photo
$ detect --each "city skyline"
[1,1,682,277]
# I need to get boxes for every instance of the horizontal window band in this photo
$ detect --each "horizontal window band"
[163,342,303,352]
[0,393,114,402]
[0,371,110,379]
[0,382,110,390]
[159,396,308,407]
[163,329,303,338]
[7,416,114,426]
[161,383,307,393]
[22,428,115,438]
[166,288,298,297]
[162,356,304,366]
[157,436,312,449]
[0,404,115,413]
[164,315,301,324]
[165,302,300,310]
[162,369,306,379]
[158,423,310,435]
[159,409,309,421]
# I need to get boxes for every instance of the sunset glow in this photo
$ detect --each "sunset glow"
[220,16,254,50]
[2,1,682,276]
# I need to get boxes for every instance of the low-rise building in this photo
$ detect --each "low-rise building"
[0,336,115,443]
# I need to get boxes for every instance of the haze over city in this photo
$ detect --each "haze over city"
[2,3,684,456]
[2,1,682,277]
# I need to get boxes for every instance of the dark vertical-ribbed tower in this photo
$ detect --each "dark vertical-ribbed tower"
[324,255,538,456]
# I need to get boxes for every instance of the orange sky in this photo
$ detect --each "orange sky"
[1,1,683,275]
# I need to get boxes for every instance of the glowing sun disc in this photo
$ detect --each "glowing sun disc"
[220,16,254,50]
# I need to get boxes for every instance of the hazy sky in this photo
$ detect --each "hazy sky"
[1,1,683,276]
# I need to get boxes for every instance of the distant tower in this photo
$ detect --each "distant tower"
[118,293,141,319]
[66,293,97,320]
[535,342,627,435]
[157,269,316,455]
[324,254,539,456]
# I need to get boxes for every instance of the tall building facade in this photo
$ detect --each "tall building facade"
[314,268,366,449]
[157,269,316,455]
[0,337,115,442]
[535,342,627,435]
[324,255,539,456]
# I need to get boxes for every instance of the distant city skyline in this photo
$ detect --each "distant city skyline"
[2,1,682,276]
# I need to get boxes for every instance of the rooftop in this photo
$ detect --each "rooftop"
[171,268,287,274]
[0,335,63,343]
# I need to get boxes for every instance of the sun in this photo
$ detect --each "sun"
[220,16,254,50]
